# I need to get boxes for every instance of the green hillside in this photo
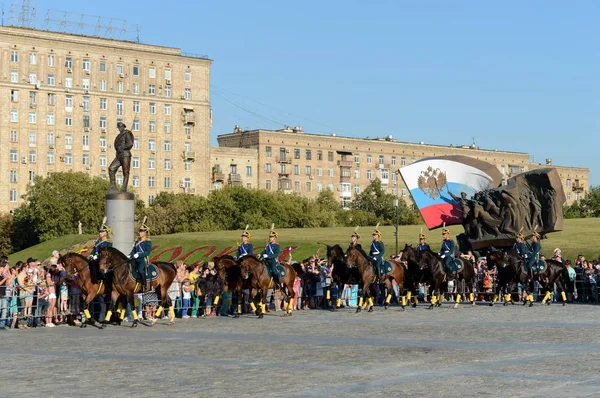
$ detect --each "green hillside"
[9,218,600,265]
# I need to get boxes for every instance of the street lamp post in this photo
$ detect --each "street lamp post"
[394,198,399,255]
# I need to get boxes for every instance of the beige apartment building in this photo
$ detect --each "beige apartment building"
[217,126,589,207]
[209,146,258,190]
[0,26,212,212]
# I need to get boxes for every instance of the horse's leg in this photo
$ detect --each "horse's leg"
[102,290,119,328]
[356,282,367,313]
[429,279,440,309]
[470,277,477,307]
[81,292,96,327]
[555,279,567,306]
[383,279,393,310]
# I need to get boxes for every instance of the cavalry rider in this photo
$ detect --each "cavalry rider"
[370,226,385,280]
[88,221,113,279]
[439,228,456,274]
[128,220,152,291]
[236,227,253,259]
[523,231,542,277]
[515,233,528,258]
[348,227,360,252]
[260,226,281,285]
[417,233,430,254]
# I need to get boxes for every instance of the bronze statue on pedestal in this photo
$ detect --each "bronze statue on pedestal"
[108,122,134,193]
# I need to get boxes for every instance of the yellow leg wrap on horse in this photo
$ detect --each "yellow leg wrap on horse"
[237,304,242,314]
[401,296,406,307]
[561,292,567,302]
[134,283,139,293]
[326,290,331,300]
[505,293,511,302]
[155,306,164,317]
[104,310,112,322]
[358,297,364,307]
[261,304,266,313]
[543,291,551,302]
[493,294,498,303]
[119,309,125,320]
[84,309,91,319]
[413,296,419,304]
[437,294,442,303]
[456,294,461,303]
[527,294,533,302]
[132,310,138,321]
[288,300,294,311]
[250,302,257,312]
[386,294,392,304]
[134,298,140,307]
[214,296,220,305]
[407,291,412,301]
[169,306,175,319]
[337,298,342,307]
[469,293,474,302]
[117,302,123,311]
[431,295,437,305]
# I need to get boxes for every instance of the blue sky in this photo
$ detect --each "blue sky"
[15,1,598,185]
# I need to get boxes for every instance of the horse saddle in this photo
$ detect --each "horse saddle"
[383,261,393,274]
[265,262,286,280]
[448,258,463,273]
[533,260,547,274]
[129,263,160,282]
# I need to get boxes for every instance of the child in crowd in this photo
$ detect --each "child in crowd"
[45,272,57,327]
[181,279,191,318]
[60,279,69,315]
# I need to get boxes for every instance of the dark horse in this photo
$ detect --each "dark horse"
[238,256,297,318]
[98,246,177,327]
[346,245,406,312]
[59,253,114,327]
[487,248,568,306]
[418,250,476,309]
[486,248,528,306]
[398,244,427,308]
[325,244,360,309]
[212,255,245,318]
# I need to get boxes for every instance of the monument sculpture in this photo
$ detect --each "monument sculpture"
[108,122,134,193]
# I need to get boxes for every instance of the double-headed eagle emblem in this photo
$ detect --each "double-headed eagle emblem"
[417,166,447,199]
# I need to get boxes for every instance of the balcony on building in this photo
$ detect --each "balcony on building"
[183,109,196,125]
[337,160,353,168]
[572,181,584,193]
[340,190,352,198]
[276,156,292,164]
[375,162,391,170]
[212,166,225,182]
[228,173,242,186]
[183,151,196,161]
[278,176,292,191]
[184,187,196,194]
[340,175,351,183]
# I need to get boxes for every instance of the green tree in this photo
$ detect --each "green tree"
[578,186,600,217]
[350,179,419,225]
[0,214,14,257]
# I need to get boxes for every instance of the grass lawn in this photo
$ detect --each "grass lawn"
[9,218,599,266]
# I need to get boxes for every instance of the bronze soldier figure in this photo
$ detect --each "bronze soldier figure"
[108,122,134,192]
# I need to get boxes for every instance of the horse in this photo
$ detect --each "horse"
[398,244,427,308]
[238,255,297,318]
[212,255,245,317]
[97,246,177,327]
[417,250,476,309]
[324,244,361,309]
[486,248,528,306]
[290,258,319,310]
[345,245,406,312]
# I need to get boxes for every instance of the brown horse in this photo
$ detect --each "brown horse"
[98,246,177,327]
[59,253,115,328]
[212,255,245,318]
[346,245,407,312]
[238,256,297,318]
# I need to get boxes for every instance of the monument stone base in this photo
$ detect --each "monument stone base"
[105,191,135,254]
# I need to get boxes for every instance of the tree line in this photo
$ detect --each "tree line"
[0,172,422,255]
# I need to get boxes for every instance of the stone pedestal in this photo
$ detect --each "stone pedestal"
[105,191,135,254]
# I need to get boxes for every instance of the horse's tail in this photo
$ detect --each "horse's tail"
[561,262,570,285]
[156,261,177,272]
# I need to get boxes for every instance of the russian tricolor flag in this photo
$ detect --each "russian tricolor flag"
[399,155,503,229]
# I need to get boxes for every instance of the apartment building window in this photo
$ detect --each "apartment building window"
[148,84,155,95]
[117,81,124,93]
[164,86,171,98]
[10,50,18,62]
[10,170,17,183]
[65,95,74,109]
[294,165,300,175]
[265,180,272,190]
[401,189,407,197]
[306,149,312,160]
[148,102,156,114]
[47,55,55,67]
[132,119,140,131]
[184,142,192,152]
[132,157,140,168]
[29,53,37,65]
[82,96,90,111]
[29,112,37,124]
[392,172,397,181]
[184,88,192,100]
[305,166,312,176]
[29,151,37,163]
[367,170,373,180]
[164,177,171,189]
[11,90,18,102]
[65,134,72,148]
[401,157,406,166]
[294,149,300,159]
[328,183,334,191]
[99,117,107,129]
[265,146,272,157]
[82,59,90,71]
[149,121,156,132]
[305,182,312,192]
[47,114,55,125]
[354,154,360,164]
[133,83,139,95]
[100,98,107,110]
[100,79,107,91]
[354,169,360,179]
[116,100,123,115]
[341,168,351,178]
[47,152,55,164]
[99,136,107,149]
[164,159,172,170]
[129,175,138,188]
[29,132,36,146]
[246,166,252,176]
[65,57,72,68]
[147,195,155,205]
[48,93,55,105]
[133,65,139,76]
[164,140,171,151]
[10,130,18,143]
[379,168,389,180]
[317,183,323,192]
[366,154,372,164]
[29,72,37,84]
[82,115,90,129]
[148,139,156,152]
[317,151,323,161]
[148,158,155,169]
[148,176,155,188]
[10,190,18,203]
[164,122,171,134]
[163,69,171,81]
[47,74,55,86]
[354,184,360,194]
[328,168,334,177]
[133,138,139,150]
[379,155,385,165]
[149,67,156,78]
[82,135,90,149]
[132,101,140,113]
[265,163,272,173]
[99,61,106,72]
[11,110,19,122]
[566,179,571,188]
[328,151,334,161]
[317,167,323,177]
[293,181,300,192]
[391,156,396,166]
[184,160,191,171]
[164,104,171,115]
[116,64,124,75]
[185,71,192,82]
[11,71,18,83]
[10,150,18,163]
[82,78,90,90]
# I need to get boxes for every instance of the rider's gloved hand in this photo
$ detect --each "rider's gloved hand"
[133,253,139,259]
[262,254,268,259]
[440,255,446,259]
